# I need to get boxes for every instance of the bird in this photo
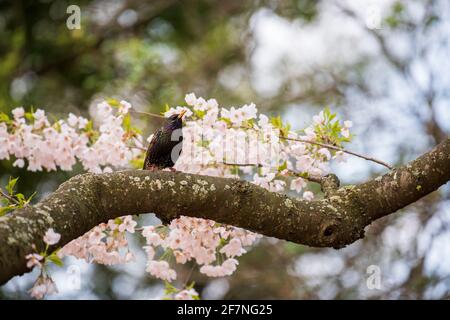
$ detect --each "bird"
[143,110,186,171]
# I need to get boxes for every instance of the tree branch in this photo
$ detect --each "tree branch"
[0,138,449,285]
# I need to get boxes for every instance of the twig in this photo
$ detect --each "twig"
[220,162,324,184]
[281,136,393,170]
[237,125,393,169]
[183,265,196,289]
[129,109,165,119]
[127,143,147,151]
[222,162,262,167]
[0,189,19,205]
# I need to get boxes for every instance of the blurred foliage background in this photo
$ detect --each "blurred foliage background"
[1,0,450,299]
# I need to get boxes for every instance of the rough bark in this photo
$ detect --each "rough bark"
[0,138,449,285]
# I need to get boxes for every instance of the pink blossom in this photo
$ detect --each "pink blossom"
[118,216,137,233]
[313,111,325,125]
[12,107,25,119]
[199,258,239,277]
[291,177,307,193]
[119,100,132,114]
[341,127,350,138]
[43,228,61,245]
[220,238,245,258]
[13,158,25,168]
[142,228,163,246]
[303,191,314,201]
[344,120,353,128]
[318,148,331,160]
[146,260,177,282]
[185,93,197,106]
[26,253,43,269]
[333,150,347,162]
[88,226,105,244]
[174,288,198,300]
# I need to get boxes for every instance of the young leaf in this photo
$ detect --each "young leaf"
[46,252,64,267]
[123,113,131,131]
[6,177,19,195]
[278,161,287,172]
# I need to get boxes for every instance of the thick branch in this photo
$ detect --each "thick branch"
[0,138,449,284]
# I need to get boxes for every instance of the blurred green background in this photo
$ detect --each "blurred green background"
[1,0,449,299]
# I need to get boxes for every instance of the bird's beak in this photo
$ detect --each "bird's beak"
[178,109,187,119]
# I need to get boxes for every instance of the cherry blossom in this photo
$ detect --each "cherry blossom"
[199,258,239,277]
[174,288,199,300]
[26,253,44,269]
[341,120,353,138]
[220,238,246,258]
[290,177,307,193]
[29,275,58,300]
[118,215,137,233]
[303,191,315,201]
[146,260,177,282]
[43,228,61,245]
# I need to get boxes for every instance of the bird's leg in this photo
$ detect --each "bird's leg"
[168,167,177,172]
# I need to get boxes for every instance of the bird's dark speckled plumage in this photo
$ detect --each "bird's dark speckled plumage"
[143,112,185,170]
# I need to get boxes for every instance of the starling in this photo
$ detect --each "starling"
[143,110,186,171]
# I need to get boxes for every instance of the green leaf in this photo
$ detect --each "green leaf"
[84,120,94,132]
[284,122,291,132]
[230,166,239,175]
[130,158,144,169]
[270,115,282,128]
[277,161,287,172]
[197,139,210,148]
[0,205,16,217]
[46,252,64,267]
[26,192,36,204]
[164,281,178,295]
[323,106,331,118]
[106,98,120,107]
[328,113,336,122]
[243,119,255,128]
[6,177,18,195]
[0,112,11,123]
[218,117,232,126]
[131,126,142,135]
[24,112,34,121]
[15,193,25,204]
[392,1,404,14]
[194,109,206,119]
[123,113,131,131]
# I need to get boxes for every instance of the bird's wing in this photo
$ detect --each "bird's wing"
[143,129,164,169]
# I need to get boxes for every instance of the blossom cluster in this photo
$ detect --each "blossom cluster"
[0,100,141,173]
[142,216,259,281]
[168,93,352,199]
[59,216,136,265]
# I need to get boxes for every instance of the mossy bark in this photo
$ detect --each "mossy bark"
[0,138,449,285]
